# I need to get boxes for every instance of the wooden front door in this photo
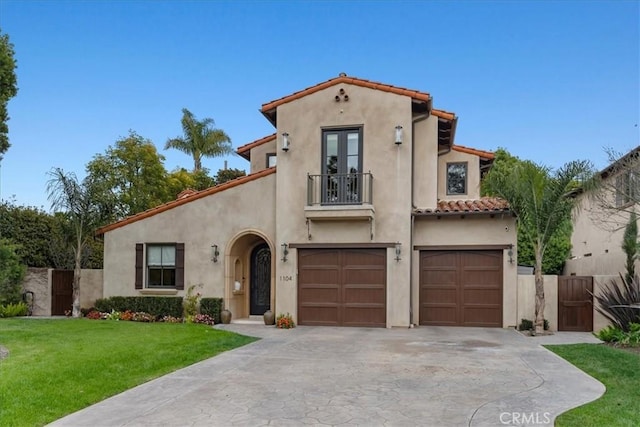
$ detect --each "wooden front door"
[51,270,74,315]
[250,244,271,315]
[558,276,593,332]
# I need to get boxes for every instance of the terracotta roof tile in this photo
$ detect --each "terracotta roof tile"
[261,75,433,113]
[431,109,456,121]
[413,197,510,216]
[236,133,277,159]
[451,145,495,160]
[96,167,276,235]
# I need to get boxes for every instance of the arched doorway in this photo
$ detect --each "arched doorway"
[250,243,271,315]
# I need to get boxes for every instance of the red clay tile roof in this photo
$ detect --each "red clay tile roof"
[95,167,277,236]
[413,197,510,216]
[452,145,495,160]
[431,109,456,121]
[236,133,277,160]
[261,74,433,113]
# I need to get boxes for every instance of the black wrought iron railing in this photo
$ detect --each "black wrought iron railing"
[307,172,373,206]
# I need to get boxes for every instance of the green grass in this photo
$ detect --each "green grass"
[546,344,640,427]
[0,318,257,427]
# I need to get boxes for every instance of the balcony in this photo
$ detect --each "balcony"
[305,173,374,221]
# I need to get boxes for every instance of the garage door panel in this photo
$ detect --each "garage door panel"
[298,248,386,327]
[420,250,503,327]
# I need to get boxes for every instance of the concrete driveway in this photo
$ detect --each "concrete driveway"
[49,326,604,427]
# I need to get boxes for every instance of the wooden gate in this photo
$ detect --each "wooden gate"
[51,270,74,315]
[558,276,593,332]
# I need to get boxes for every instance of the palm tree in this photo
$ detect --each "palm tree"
[46,168,112,317]
[483,160,594,333]
[165,108,233,172]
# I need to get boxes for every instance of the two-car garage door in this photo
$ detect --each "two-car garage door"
[298,248,386,327]
[420,250,503,327]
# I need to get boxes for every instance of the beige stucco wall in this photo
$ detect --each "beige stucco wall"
[79,269,103,309]
[517,275,558,331]
[437,150,482,201]
[412,115,439,209]
[249,138,277,174]
[102,174,276,305]
[272,83,415,327]
[565,181,630,276]
[22,268,50,316]
[413,215,518,327]
[593,274,618,332]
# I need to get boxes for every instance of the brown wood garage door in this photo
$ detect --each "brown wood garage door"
[298,248,386,327]
[420,250,502,327]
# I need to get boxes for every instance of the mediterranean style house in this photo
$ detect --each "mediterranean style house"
[565,146,640,277]
[96,74,518,328]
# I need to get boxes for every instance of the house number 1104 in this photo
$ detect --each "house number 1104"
[279,275,293,282]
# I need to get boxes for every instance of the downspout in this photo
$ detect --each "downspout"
[410,112,430,328]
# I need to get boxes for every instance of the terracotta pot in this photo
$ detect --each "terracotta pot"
[221,309,232,324]
[263,310,275,325]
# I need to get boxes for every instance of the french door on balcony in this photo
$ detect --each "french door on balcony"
[322,128,363,205]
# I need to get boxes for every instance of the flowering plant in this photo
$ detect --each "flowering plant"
[193,314,215,325]
[275,313,295,329]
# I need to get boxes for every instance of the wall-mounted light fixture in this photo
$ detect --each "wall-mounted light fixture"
[395,242,402,261]
[282,132,290,152]
[281,243,289,262]
[395,125,403,145]
[507,246,514,264]
[211,244,220,263]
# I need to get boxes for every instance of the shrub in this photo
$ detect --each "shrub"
[85,310,102,320]
[161,315,183,323]
[183,284,202,318]
[518,318,549,331]
[592,274,640,332]
[193,313,215,325]
[0,302,28,318]
[276,312,295,329]
[0,239,26,306]
[131,312,154,322]
[120,310,134,321]
[94,296,183,317]
[596,323,640,346]
[200,298,223,324]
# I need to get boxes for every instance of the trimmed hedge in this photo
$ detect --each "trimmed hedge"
[94,296,183,317]
[200,298,223,324]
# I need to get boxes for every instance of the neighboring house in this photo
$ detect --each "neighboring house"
[96,74,517,328]
[565,146,640,276]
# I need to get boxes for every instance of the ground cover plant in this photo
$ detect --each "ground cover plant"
[547,343,640,426]
[0,318,256,427]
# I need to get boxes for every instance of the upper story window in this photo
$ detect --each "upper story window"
[147,244,176,288]
[615,171,638,207]
[266,153,277,168]
[447,162,467,195]
[322,128,363,204]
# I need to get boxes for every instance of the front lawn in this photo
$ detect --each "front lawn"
[0,319,256,427]
[546,343,640,427]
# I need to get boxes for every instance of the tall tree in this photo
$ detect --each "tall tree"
[482,149,573,274]
[165,108,233,172]
[622,211,639,283]
[483,159,594,333]
[86,131,169,219]
[215,167,246,185]
[46,168,112,317]
[0,29,19,158]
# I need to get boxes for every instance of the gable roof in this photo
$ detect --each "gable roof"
[236,133,276,160]
[413,197,511,217]
[95,167,277,236]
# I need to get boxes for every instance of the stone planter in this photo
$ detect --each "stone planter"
[263,310,275,325]
[221,309,232,324]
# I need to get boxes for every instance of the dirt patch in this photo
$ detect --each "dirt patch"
[0,345,9,360]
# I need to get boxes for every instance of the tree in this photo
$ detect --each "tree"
[622,211,639,283]
[165,108,233,172]
[166,167,217,198]
[483,159,594,333]
[46,168,112,317]
[86,131,170,219]
[0,239,25,305]
[215,167,246,185]
[482,149,572,274]
[0,29,18,158]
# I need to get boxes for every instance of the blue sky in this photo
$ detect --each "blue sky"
[0,0,638,210]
